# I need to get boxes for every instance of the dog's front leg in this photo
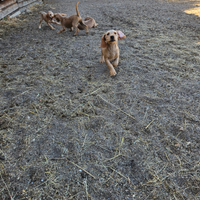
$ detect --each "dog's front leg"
[39,17,43,29]
[52,20,61,25]
[57,25,66,34]
[47,22,55,30]
[113,57,119,67]
[105,58,116,76]
[85,25,89,34]
[100,51,105,63]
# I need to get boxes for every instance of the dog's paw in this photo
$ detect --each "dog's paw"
[100,58,105,63]
[110,70,117,76]
[113,63,118,68]
[113,59,119,67]
[73,32,78,36]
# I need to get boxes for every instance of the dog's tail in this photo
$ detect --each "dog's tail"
[76,1,80,17]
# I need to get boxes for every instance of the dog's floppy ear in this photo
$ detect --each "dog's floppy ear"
[84,16,91,21]
[100,34,107,48]
[54,14,61,21]
[117,31,126,41]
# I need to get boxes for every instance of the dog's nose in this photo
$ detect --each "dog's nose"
[110,35,114,40]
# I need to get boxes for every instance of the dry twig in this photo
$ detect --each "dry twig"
[98,95,136,120]
[51,158,96,179]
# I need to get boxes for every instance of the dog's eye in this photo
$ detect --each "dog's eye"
[107,33,110,36]
[114,32,116,34]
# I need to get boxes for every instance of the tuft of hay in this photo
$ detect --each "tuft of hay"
[28,3,40,11]
[0,16,27,27]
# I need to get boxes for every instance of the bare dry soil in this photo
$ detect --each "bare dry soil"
[0,0,200,199]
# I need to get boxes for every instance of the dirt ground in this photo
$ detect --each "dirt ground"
[0,0,200,199]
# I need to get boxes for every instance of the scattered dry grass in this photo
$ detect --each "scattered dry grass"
[28,3,41,11]
[0,0,200,199]
[0,16,27,27]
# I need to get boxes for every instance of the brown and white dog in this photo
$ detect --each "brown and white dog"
[78,16,98,30]
[38,11,63,30]
[54,1,88,35]
[100,30,126,76]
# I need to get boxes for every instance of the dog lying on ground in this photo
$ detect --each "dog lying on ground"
[100,30,126,76]
[38,11,63,30]
[54,1,88,35]
[78,16,98,30]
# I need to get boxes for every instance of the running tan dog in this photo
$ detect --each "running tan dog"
[38,11,64,30]
[54,1,88,35]
[100,30,126,76]
[78,16,98,30]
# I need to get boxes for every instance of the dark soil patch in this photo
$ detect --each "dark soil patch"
[0,0,200,199]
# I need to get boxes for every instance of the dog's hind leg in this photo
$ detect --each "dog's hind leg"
[79,20,88,34]
[94,22,98,27]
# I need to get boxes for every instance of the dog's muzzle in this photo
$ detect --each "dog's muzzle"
[110,35,115,42]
